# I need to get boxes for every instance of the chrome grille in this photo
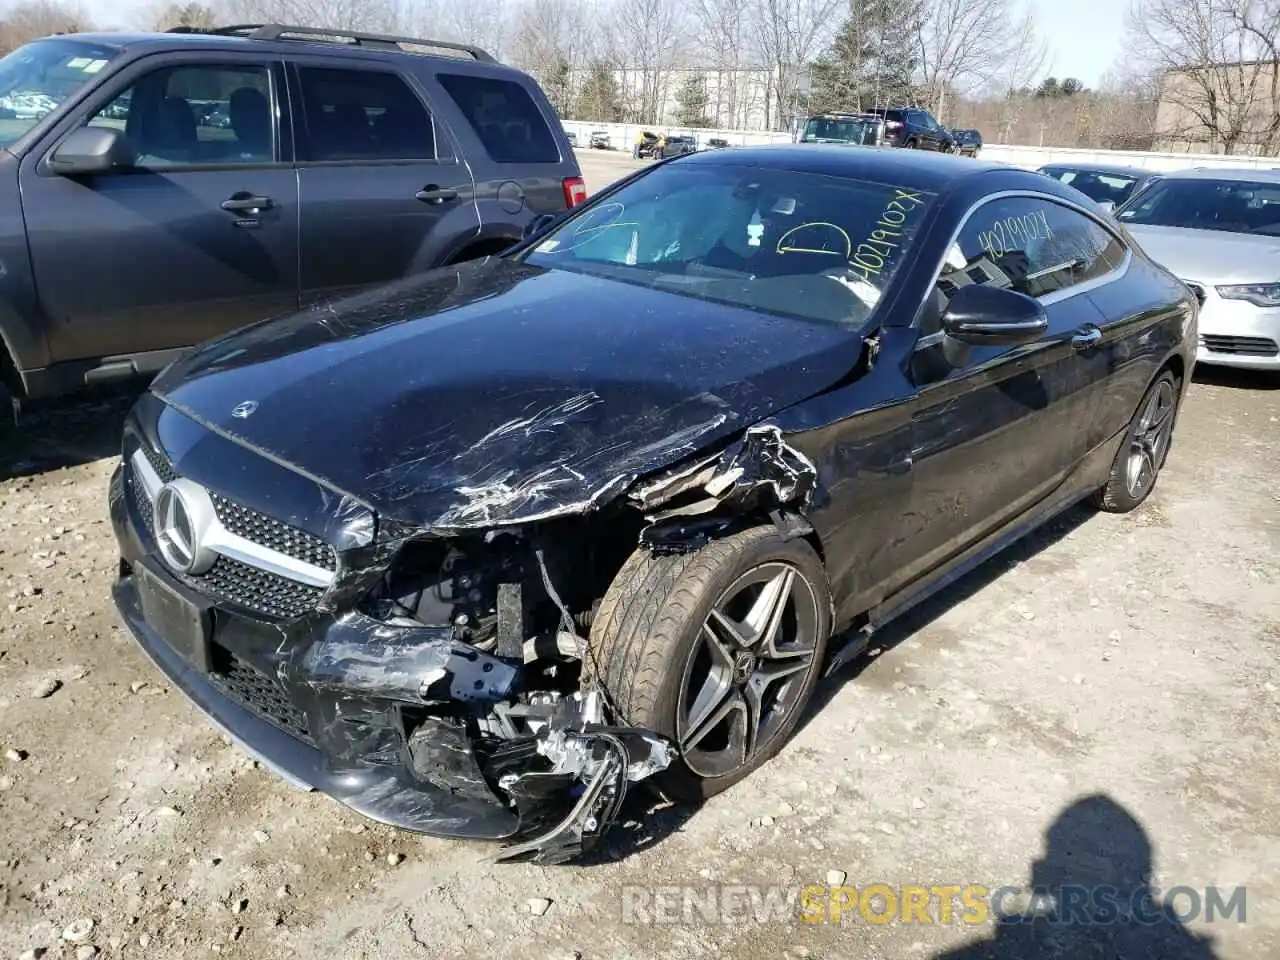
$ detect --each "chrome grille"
[126,465,155,541]
[193,556,323,620]
[129,438,334,620]
[210,494,337,571]
[141,440,177,484]
[209,650,314,745]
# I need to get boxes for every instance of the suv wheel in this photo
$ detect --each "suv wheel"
[904,138,919,149]
[586,526,831,800]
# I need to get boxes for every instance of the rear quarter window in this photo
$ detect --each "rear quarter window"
[436,74,560,163]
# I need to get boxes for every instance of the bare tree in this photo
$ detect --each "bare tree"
[610,0,688,123]
[749,0,841,130]
[216,0,400,36]
[145,1,218,31]
[914,0,1011,118]
[693,0,750,126]
[989,7,1048,139]
[1128,0,1280,154]
[508,0,593,115]
[0,0,93,50]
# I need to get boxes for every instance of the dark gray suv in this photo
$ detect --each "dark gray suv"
[0,24,585,411]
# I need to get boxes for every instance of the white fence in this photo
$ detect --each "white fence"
[563,120,1280,173]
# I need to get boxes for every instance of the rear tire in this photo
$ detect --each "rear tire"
[585,526,831,801]
[905,138,919,149]
[1095,370,1180,513]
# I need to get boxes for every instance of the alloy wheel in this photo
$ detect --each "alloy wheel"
[676,562,822,779]
[1125,378,1176,498]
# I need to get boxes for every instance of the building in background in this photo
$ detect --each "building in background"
[1155,59,1280,155]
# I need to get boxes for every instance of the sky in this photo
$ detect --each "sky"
[83,0,1129,90]
[1029,0,1127,88]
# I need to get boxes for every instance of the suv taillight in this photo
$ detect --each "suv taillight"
[563,176,587,208]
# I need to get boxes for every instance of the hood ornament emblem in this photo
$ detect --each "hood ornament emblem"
[231,400,258,419]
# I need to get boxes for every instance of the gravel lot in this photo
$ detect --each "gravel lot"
[1,151,1277,960]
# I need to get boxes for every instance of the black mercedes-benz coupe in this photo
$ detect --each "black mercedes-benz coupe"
[110,146,1197,863]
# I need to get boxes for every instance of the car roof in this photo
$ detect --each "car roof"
[676,143,1015,190]
[52,29,503,69]
[1041,162,1152,179]
[1153,166,1280,183]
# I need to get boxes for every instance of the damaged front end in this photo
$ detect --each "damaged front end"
[293,513,677,865]
[316,423,821,863]
[112,389,823,865]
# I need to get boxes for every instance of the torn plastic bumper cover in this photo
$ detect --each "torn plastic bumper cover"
[293,619,673,864]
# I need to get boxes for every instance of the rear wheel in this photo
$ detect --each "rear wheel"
[585,526,831,800]
[1095,370,1180,512]
[905,138,919,149]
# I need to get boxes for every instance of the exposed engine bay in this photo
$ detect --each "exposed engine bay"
[340,425,823,863]
[355,520,671,863]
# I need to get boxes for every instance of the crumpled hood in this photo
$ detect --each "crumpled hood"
[153,259,863,530]
[1124,223,1280,284]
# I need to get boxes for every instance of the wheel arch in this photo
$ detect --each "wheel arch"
[441,233,522,266]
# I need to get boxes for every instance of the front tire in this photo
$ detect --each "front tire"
[585,526,831,800]
[1095,369,1180,512]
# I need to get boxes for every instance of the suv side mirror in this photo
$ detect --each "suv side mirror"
[523,212,559,239]
[50,126,135,177]
[1096,200,1116,214]
[941,283,1049,346]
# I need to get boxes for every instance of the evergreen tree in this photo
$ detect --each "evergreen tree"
[807,0,921,115]
[576,60,622,122]
[675,74,712,127]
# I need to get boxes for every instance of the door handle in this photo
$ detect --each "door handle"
[221,194,273,214]
[416,186,458,204]
[1071,325,1102,350]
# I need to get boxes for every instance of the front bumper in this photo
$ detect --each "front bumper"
[110,463,521,837]
[109,447,671,862]
[1185,282,1280,371]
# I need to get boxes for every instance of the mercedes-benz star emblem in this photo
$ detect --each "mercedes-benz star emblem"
[231,400,258,419]
[151,480,218,576]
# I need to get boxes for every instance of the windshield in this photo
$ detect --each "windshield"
[1045,168,1141,205]
[1116,178,1280,235]
[0,38,121,147]
[801,117,876,145]
[521,162,935,328]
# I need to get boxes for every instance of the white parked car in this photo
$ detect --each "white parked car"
[1117,168,1280,373]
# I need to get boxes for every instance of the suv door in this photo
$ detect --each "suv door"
[287,59,478,306]
[897,194,1125,587]
[907,110,939,149]
[432,71,582,225]
[20,53,299,367]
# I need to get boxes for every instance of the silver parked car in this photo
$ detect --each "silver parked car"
[1116,168,1280,373]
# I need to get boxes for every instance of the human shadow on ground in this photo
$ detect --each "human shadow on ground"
[931,794,1224,960]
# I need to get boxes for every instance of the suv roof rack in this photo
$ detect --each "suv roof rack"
[166,23,496,62]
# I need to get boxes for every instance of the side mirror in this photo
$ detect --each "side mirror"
[49,126,135,177]
[1097,200,1116,214]
[941,284,1048,346]
[523,212,559,240]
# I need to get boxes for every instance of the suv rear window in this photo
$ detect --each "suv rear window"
[436,74,559,163]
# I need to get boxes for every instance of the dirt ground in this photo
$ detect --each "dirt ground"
[1,153,1277,960]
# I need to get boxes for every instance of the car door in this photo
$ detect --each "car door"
[288,59,478,307]
[891,193,1121,590]
[20,52,299,366]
